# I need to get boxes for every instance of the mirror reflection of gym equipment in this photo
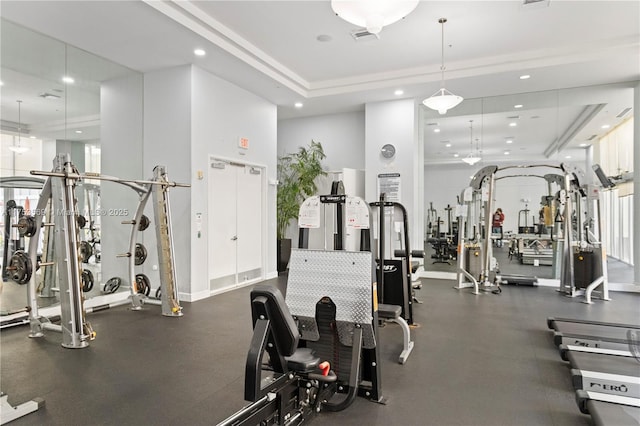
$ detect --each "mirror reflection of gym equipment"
[453,163,609,303]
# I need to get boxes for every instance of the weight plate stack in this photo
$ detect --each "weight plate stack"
[134,243,147,266]
[81,269,94,292]
[135,273,151,296]
[103,277,121,294]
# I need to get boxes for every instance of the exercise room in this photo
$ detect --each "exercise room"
[1,1,638,425]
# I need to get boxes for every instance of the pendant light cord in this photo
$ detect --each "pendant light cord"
[439,18,446,89]
[17,100,22,147]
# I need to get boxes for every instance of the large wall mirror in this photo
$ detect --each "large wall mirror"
[422,83,635,285]
[1,19,143,317]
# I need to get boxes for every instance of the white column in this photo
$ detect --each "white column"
[633,82,640,285]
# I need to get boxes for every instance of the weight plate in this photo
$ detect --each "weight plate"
[8,250,32,285]
[135,273,151,296]
[103,277,121,294]
[17,215,37,237]
[81,269,94,292]
[77,214,87,229]
[79,241,93,263]
[138,215,150,231]
[155,287,161,299]
[134,243,147,266]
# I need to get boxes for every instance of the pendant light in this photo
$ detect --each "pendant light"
[331,0,419,35]
[422,18,463,115]
[9,100,30,154]
[462,120,481,165]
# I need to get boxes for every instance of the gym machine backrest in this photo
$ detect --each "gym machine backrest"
[219,285,338,426]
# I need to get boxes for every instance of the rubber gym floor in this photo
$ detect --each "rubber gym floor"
[1,275,638,425]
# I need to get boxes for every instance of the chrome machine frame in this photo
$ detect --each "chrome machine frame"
[454,163,608,303]
[15,154,189,348]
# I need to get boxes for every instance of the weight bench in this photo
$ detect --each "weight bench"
[378,303,414,364]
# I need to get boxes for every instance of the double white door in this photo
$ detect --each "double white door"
[208,159,263,293]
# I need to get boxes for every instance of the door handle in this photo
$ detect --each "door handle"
[231,236,238,241]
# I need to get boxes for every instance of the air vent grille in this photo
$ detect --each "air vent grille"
[616,107,632,118]
[587,134,598,141]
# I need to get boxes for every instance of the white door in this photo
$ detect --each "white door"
[208,160,263,293]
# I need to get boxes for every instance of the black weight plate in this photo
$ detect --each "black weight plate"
[134,243,147,266]
[17,215,37,237]
[103,277,121,294]
[155,287,161,299]
[81,269,94,292]
[138,215,150,231]
[79,241,93,263]
[77,214,87,229]
[135,273,151,296]
[8,250,32,285]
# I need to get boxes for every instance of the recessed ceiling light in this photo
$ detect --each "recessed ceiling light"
[29,135,36,139]
[504,151,510,155]
[445,143,452,147]
[514,104,523,109]
[453,153,459,158]
[601,124,610,129]
[509,122,517,127]
[579,143,588,147]
[294,102,303,108]
[75,130,83,134]
[565,155,572,159]
[506,139,513,144]
[519,74,531,80]
[194,48,206,56]
[394,89,404,96]
[62,76,74,84]
[434,128,441,133]
[0,81,4,86]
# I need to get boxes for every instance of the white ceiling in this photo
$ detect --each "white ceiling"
[1,0,638,164]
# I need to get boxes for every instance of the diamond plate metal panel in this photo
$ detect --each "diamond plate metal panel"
[287,249,373,327]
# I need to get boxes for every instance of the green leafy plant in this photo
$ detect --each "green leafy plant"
[277,140,326,240]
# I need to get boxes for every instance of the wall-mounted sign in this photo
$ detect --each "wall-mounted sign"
[377,173,401,202]
[238,137,249,150]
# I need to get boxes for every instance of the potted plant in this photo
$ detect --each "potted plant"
[277,140,326,273]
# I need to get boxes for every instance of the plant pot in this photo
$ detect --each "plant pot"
[277,238,292,274]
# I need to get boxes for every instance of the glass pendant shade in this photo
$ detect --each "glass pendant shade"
[422,88,464,115]
[331,0,419,34]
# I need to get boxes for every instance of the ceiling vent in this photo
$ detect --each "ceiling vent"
[587,134,598,141]
[350,28,380,41]
[523,0,550,6]
[507,115,520,119]
[426,122,439,126]
[616,107,632,118]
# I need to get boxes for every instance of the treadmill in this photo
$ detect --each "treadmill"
[567,351,640,398]
[575,390,640,426]
[549,318,639,351]
[548,317,640,331]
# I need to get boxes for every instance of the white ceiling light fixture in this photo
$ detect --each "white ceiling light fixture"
[294,102,303,108]
[519,74,531,80]
[62,76,74,84]
[394,89,404,96]
[194,48,206,56]
[422,18,463,115]
[433,128,441,133]
[9,100,30,154]
[331,0,419,35]
[462,120,481,165]
[514,104,523,109]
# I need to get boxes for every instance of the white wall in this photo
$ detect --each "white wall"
[365,99,423,249]
[101,73,144,286]
[142,66,192,297]
[278,111,365,171]
[191,66,278,298]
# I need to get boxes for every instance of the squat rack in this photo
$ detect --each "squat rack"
[8,153,189,348]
